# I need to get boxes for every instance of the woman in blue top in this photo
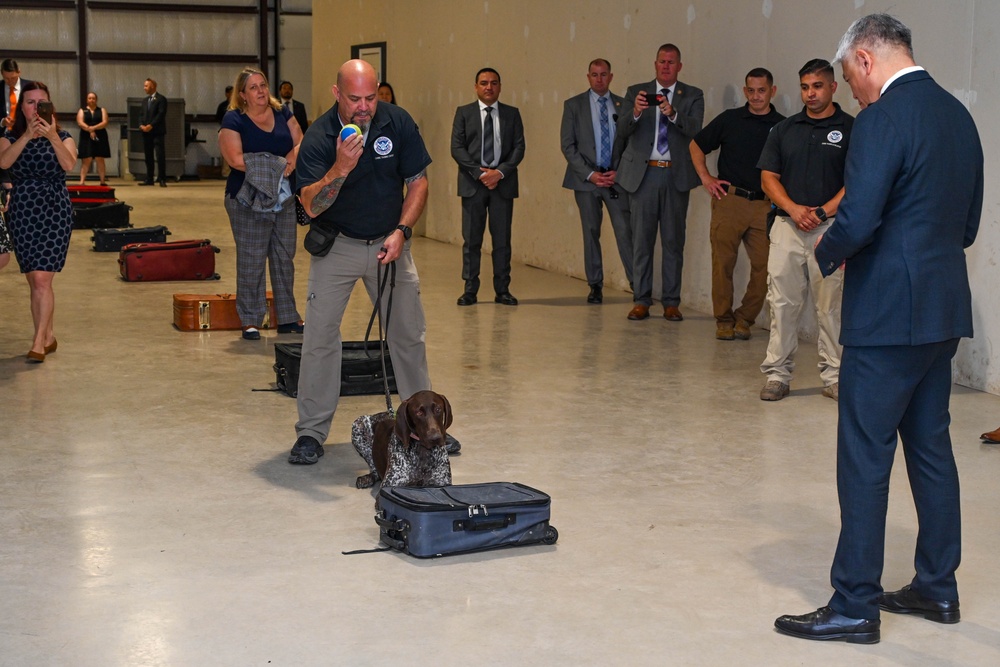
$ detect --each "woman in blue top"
[219,67,304,340]
[0,81,77,363]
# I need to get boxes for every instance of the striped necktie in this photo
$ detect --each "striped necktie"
[598,97,611,169]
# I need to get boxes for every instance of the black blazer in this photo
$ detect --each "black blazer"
[141,93,167,136]
[289,99,308,130]
[451,101,525,199]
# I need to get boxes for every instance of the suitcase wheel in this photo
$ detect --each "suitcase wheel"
[542,525,559,545]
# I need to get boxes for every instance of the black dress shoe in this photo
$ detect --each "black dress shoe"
[457,292,477,306]
[879,585,960,623]
[587,285,603,304]
[774,606,880,644]
[495,292,518,306]
[138,181,154,186]
[158,181,167,187]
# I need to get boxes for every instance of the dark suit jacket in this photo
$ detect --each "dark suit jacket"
[289,99,308,130]
[451,101,525,199]
[560,90,625,191]
[3,78,33,117]
[614,79,704,193]
[142,93,168,136]
[815,70,983,347]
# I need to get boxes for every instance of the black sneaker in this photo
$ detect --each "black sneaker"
[288,435,324,464]
[445,434,462,455]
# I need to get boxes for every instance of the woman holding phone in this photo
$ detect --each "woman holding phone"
[0,81,78,363]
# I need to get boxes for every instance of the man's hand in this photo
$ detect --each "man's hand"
[479,167,502,190]
[588,170,616,188]
[334,132,364,175]
[790,204,823,232]
[377,228,406,265]
[632,92,649,118]
[700,175,729,200]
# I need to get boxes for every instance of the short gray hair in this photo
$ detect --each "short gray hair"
[834,13,913,63]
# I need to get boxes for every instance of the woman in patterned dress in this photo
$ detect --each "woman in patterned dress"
[75,91,111,185]
[0,81,78,363]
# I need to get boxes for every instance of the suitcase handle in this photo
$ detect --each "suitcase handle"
[375,512,408,534]
[454,514,515,532]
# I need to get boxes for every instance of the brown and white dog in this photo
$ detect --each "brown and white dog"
[351,390,453,491]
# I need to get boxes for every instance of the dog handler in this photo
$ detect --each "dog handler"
[287,59,432,465]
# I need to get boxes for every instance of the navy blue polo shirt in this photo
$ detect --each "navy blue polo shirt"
[756,103,854,206]
[297,101,431,239]
[693,103,785,191]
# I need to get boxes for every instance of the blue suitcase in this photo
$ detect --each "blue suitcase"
[375,482,558,558]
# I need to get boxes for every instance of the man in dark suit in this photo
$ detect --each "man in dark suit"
[278,80,309,131]
[560,58,631,304]
[615,44,703,322]
[774,13,983,644]
[1,59,31,132]
[451,67,525,306]
[139,78,168,187]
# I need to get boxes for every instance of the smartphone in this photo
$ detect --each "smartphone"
[643,92,665,106]
[36,101,54,124]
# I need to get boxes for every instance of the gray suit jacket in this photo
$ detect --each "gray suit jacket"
[451,101,525,199]
[614,80,704,193]
[560,90,624,191]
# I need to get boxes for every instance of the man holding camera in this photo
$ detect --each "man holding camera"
[690,68,784,341]
[615,43,704,322]
[560,58,632,304]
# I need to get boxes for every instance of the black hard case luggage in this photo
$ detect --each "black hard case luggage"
[72,201,132,229]
[273,341,398,398]
[375,482,558,558]
[92,225,170,252]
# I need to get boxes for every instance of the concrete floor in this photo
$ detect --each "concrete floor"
[2,180,999,666]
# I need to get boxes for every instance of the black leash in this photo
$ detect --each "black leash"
[366,258,396,414]
[341,546,393,556]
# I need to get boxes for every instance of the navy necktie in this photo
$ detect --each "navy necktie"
[482,107,495,166]
[599,97,611,169]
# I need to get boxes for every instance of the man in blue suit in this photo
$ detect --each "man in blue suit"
[774,14,983,644]
[139,78,168,187]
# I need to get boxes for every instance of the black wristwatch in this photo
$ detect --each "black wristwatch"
[396,224,412,240]
[815,207,828,222]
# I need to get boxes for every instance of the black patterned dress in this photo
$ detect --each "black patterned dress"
[3,130,73,272]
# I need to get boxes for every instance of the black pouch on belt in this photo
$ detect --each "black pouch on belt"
[304,222,339,257]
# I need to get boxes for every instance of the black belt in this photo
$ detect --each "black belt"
[727,185,767,201]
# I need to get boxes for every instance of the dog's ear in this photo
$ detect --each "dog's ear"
[439,394,453,430]
[394,399,413,442]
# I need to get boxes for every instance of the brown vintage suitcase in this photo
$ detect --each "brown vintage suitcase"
[173,292,279,331]
[119,239,220,282]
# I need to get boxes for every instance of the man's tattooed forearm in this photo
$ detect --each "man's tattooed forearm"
[310,177,346,215]
[404,169,427,185]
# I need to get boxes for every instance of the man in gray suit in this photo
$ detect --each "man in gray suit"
[451,67,525,307]
[560,58,632,304]
[615,44,704,321]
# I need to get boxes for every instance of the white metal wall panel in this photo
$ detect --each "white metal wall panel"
[86,12,258,54]
[87,63,258,117]
[0,9,79,50]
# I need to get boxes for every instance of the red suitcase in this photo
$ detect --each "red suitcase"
[119,239,221,282]
[68,184,117,207]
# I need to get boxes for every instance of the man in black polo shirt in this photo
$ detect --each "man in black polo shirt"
[756,59,853,402]
[287,59,432,465]
[690,67,784,341]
